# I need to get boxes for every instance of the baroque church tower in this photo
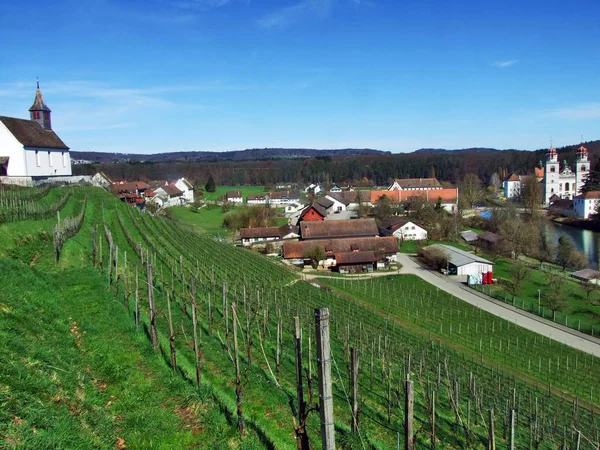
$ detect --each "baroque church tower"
[29,80,52,130]
[575,144,590,190]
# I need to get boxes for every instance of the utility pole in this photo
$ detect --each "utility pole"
[315,308,335,450]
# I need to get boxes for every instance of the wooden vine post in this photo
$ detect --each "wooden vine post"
[232,303,246,436]
[135,266,140,329]
[147,263,158,349]
[488,409,496,450]
[350,346,359,434]
[191,279,201,387]
[405,378,414,450]
[315,307,335,450]
[294,316,310,450]
[166,291,177,373]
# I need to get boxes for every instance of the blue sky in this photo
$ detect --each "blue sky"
[1,0,599,153]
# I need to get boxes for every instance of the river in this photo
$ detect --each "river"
[545,221,600,268]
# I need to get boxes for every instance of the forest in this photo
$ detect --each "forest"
[74,140,600,188]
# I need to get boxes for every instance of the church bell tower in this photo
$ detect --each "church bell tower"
[29,80,52,130]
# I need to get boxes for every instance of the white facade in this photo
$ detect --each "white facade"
[0,122,71,177]
[503,178,521,199]
[393,222,428,241]
[455,261,494,276]
[174,178,194,203]
[573,193,600,219]
[543,146,589,204]
[304,183,322,195]
[324,195,347,213]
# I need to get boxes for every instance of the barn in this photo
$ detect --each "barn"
[424,244,494,276]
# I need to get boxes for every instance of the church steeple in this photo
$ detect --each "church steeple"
[29,79,52,130]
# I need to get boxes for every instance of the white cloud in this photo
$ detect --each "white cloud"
[545,103,600,120]
[257,0,334,29]
[491,60,519,68]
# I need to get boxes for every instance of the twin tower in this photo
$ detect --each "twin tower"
[543,145,589,204]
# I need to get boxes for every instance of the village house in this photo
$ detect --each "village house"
[112,181,149,207]
[225,190,243,203]
[173,178,194,203]
[238,224,300,246]
[304,183,323,195]
[370,188,459,213]
[151,184,185,208]
[246,190,300,205]
[573,191,600,219]
[329,184,342,193]
[282,236,399,268]
[388,177,443,191]
[326,190,372,210]
[378,216,428,241]
[324,193,349,213]
[298,201,328,222]
[0,82,72,185]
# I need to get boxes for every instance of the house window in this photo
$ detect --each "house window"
[33,111,40,120]
[48,152,52,167]
[44,112,50,121]
[35,150,40,167]
[565,182,570,191]
[550,167,556,173]
[581,165,587,171]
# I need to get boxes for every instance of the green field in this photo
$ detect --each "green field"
[169,204,240,236]
[2,185,600,449]
[197,185,267,202]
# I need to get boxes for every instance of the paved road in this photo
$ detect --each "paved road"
[396,253,600,358]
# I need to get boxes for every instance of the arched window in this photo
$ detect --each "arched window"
[581,165,587,171]
[551,188,554,193]
[565,182,570,191]
[550,167,556,173]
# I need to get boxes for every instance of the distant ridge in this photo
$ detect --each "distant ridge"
[413,147,516,154]
[71,148,391,163]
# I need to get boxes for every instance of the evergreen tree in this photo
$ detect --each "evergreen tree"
[582,158,600,192]
[205,175,216,193]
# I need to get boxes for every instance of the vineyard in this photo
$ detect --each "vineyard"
[1,185,600,449]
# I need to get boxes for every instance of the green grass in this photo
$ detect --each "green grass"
[483,258,600,335]
[168,205,239,236]
[3,185,600,449]
[197,185,266,202]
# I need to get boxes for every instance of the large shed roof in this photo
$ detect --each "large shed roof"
[423,244,493,267]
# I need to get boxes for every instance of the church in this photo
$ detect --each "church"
[0,82,71,184]
[503,145,590,204]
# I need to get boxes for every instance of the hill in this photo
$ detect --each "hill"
[1,185,600,448]
[71,148,390,163]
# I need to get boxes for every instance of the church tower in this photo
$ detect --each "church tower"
[575,144,590,194]
[544,146,559,204]
[29,80,52,130]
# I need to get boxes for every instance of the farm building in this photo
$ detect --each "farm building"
[571,268,600,284]
[298,201,328,222]
[460,230,479,243]
[299,218,379,240]
[238,224,300,247]
[423,244,494,276]
[225,190,243,203]
[283,236,398,268]
[378,217,427,241]
[335,251,380,273]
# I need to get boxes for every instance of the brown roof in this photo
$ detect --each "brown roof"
[300,218,378,240]
[239,224,299,240]
[0,116,68,149]
[240,227,281,239]
[299,202,327,220]
[335,251,378,265]
[29,88,51,112]
[163,185,183,196]
[226,190,242,198]
[394,178,441,189]
[247,194,267,201]
[506,173,520,182]
[283,236,398,259]
[269,190,301,200]
[478,231,501,244]
[326,193,351,206]
[112,181,149,194]
[379,216,411,234]
[315,197,334,209]
[575,191,600,200]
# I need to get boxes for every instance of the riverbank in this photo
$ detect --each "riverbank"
[552,216,600,232]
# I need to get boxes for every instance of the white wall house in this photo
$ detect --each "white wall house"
[503,173,521,199]
[393,221,428,241]
[174,178,194,203]
[225,190,243,203]
[573,191,600,219]
[324,194,348,213]
[304,183,322,195]
[0,84,71,180]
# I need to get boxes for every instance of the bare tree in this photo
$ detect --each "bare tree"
[519,175,543,215]
[505,260,529,302]
[461,174,484,209]
[556,236,575,271]
[544,272,566,321]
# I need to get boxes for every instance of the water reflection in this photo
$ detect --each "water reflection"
[545,221,600,269]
